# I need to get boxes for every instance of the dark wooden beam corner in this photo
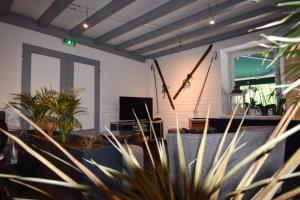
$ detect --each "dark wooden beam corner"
[0,12,145,62]
[69,0,135,36]
[94,0,197,44]
[37,0,74,27]
[0,0,13,15]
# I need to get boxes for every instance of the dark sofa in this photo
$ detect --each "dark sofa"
[0,111,7,157]
[167,126,285,199]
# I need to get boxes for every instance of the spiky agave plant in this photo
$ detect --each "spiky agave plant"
[1,3,300,199]
[1,100,300,200]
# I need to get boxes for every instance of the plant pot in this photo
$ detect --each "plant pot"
[248,108,256,116]
[268,109,273,116]
[261,107,269,116]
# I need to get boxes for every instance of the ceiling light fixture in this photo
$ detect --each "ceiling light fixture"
[209,18,215,25]
[208,3,216,25]
[83,23,89,29]
[83,5,89,29]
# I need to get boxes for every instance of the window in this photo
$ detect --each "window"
[234,51,277,106]
[220,44,284,115]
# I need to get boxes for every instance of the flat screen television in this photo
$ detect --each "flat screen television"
[119,96,153,121]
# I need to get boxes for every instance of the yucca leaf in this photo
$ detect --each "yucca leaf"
[0,173,88,189]
[254,7,300,30]
[283,78,300,95]
[5,102,114,198]
[263,35,300,43]
[274,186,300,200]
[104,127,162,199]
[285,62,300,79]
[214,122,300,192]
[159,140,175,200]
[104,127,141,169]
[84,158,145,200]
[10,178,56,200]
[145,103,160,148]
[213,100,240,165]
[191,106,210,199]
[209,108,249,199]
[278,1,300,6]
[124,141,141,167]
[33,145,82,173]
[232,103,299,200]
[253,147,300,200]
[132,109,155,169]
[0,128,76,185]
[176,113,188,199]
[228,171,300,197]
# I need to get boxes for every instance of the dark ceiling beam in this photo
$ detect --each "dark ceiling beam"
[0,12,145,62]
[116,0,250,50]
[133,6,284,55]
[0,0,13,15]
[70,0,135,36]
[95,0,197,43]
[145,17,284,59]
[37,0,74,27]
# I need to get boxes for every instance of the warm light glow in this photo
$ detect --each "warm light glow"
[83,23,89,29]
[209,19,215,25]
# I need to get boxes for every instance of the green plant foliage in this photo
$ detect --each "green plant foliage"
[9,87,84,142]
[256,1,300,95]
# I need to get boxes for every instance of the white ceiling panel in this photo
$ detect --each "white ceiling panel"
[125,20,209,51]
[51,0,111,30]
[107,0,265,46]
[143,12,282,57]
[10,0,55,19]
[123,2,265,51]
[107,0,224,44]
[5,0,284,60]
[82,0,169,38]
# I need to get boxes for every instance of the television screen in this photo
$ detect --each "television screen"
[119,96,153,120]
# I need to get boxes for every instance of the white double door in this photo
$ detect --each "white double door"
[23,44,100,132]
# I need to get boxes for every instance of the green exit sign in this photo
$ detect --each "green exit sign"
[63,38,76,47]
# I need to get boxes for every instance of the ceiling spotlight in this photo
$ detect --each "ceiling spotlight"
[209,19,215,25]
[208,3,216,25]
[83,22,89,29]
[83,5,89,29]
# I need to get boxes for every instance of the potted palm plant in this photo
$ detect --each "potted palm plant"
[9,87,84,143]
[248,97,257,116]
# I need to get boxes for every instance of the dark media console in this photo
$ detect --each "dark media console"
[110,120,163,140]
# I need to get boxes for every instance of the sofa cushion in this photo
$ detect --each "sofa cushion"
[167,126,285,199]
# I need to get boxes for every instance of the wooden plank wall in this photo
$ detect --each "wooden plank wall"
[285,53,300,119]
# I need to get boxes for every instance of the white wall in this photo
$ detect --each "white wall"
[0,21,149,131]
[149,29,275,135]
[0,20,276,135]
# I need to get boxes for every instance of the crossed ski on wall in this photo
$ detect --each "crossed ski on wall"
[151,64,159,114]
[194,51,217,117]
[173,44,213,100]
[152,43,213,111]
[153,59,175,110]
